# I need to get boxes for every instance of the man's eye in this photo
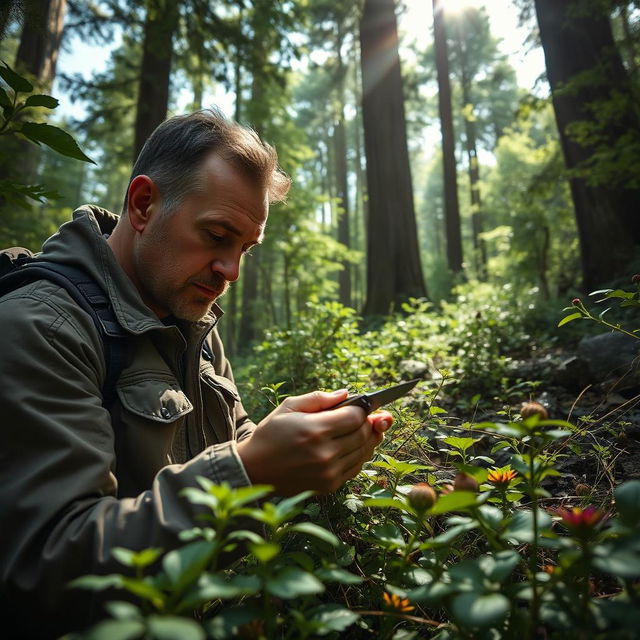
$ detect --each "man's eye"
[207,231,224,243]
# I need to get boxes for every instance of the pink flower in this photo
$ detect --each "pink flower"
[555,506,605,535]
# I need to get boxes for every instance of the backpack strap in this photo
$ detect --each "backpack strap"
[0,260,129,408]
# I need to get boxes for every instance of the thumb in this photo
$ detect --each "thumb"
[282,389,349,413]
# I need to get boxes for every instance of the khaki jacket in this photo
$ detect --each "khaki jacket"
[0,206,255,638]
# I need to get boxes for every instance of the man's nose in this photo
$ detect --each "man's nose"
[212,253,241,282]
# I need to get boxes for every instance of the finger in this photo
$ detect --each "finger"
[334,426,381,461]
[281,389,348,413]
[335,435,381,483]
[369,410,393,434]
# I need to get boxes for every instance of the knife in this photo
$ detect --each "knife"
[330,378,420,414]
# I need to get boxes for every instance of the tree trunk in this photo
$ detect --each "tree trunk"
[534,0,640,290]
[15,0,66,91]
[334,34,351,307]
[359,0,427,315]
[132,0,178,160]
[433,0,463,275]
[457,52,486,278]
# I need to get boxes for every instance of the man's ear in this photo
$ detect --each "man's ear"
[127,175,158,232]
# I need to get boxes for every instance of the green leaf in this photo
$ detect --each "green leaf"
[442,436,480,452]
[315,567,364,584]
[504,509,552,543]
[69,574,123,591]
[363,497,411,512]
[20,122,95,163]
[148,615,205,640]
[0,87,11,108]
[162,540,215,593]
[479,550,521,582]
[24,94,59,109]
[288,522,339,546]
[558,312,582,327]
[180,573,261,610]
[592,547,640,579]
[248,541,280,563]
[131,547,164,569]
[429,491,478,515]
[84,619,144,640]
[0,62,32,93]
[120,577,166,606]
[226,484,273,507]
[452,592,510,628]
[104,601,141,621]
[369,523,406,548]
[615,480,640,526]
[310,604,359,634]
[265,567,324,598]
[205,605,261,640]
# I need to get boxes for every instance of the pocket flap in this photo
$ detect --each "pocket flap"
[117,375,193,422]
[200,365,241,402]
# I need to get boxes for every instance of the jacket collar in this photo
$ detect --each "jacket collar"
[38,205,223,337]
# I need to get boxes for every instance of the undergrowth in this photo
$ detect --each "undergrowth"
[62,280,640,640]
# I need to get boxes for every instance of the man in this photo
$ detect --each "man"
[0,109,392,638]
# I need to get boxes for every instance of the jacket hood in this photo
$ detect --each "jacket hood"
[38,205,222,335]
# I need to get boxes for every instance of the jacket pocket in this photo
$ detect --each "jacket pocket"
[117,373,194,422]
[114,373,194,495]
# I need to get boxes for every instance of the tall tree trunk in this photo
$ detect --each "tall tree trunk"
[455,23,486,279]
[359,0,427,315]
[534,0,640,290]
[132,0,178,160]
[432,0,463,276]
[334,34,351,307]
[15,0,65,91]
[238,18,267,350]
[223,53,244,358]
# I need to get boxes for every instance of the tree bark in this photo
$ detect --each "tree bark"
[132,0,178,160]
[455,23,486,279]
[433,0,463,275]
[15,0,66,91]
[334,33,351,307]
[359,0,427,315]
[534,0,640,289]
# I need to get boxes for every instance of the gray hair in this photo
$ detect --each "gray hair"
[122,107,290,214]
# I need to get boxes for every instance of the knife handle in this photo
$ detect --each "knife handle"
[330,394,372,414]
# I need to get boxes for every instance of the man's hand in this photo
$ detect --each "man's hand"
[236,389,392,496]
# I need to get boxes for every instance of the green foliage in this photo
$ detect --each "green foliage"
[0,61,94,209]
[66,427,640,640]
[558,275,640,340]
[239,281,543,419]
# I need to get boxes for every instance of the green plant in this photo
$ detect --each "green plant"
[558,275,640,339]
[0,60,94,209]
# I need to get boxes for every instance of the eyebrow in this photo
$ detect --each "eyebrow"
[207,220,264,245]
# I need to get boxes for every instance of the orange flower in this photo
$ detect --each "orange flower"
[383,592,414,613]
[487,468,517,488]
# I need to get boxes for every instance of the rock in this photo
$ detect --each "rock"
[553,355,593,391]
[578,333,640,390]
[398,359,430,380]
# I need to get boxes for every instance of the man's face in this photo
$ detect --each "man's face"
[133,153,268,322]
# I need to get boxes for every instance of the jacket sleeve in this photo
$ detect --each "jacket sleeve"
[0,284,252,636]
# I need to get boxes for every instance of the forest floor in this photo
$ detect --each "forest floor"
[415,341,640,508]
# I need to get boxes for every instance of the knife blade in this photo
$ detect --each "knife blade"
[330,378,420,414]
